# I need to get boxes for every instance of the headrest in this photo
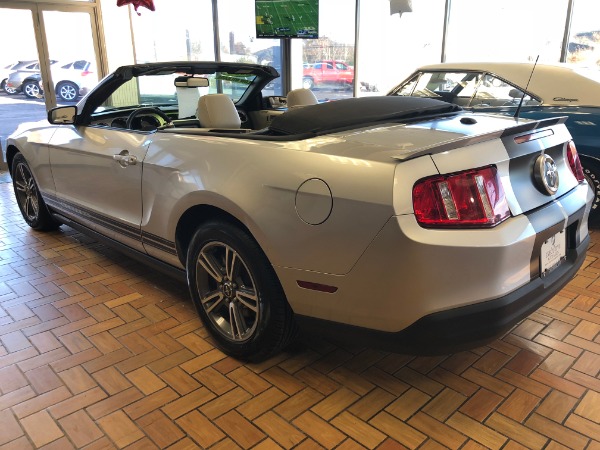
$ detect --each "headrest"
[286,88,318,108]
[196,94,241,128]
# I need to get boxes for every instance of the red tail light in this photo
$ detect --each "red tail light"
[413,166,511,228]
[566,141,585,182]
[81,71,93,76]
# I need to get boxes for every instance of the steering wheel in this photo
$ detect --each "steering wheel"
[125,107,172,130]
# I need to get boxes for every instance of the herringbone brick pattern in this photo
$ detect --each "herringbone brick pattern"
[0,177,599,449]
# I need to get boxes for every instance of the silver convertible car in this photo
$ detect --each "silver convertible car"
[6,62,593,361]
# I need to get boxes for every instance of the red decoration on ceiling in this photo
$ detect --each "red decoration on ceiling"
[117,0,155,15]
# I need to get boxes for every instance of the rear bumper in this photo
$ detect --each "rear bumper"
[296,233,588,354]
[284,181,592,354]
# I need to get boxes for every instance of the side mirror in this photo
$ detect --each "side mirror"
[48,106,77,124]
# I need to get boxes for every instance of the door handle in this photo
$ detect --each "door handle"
[113,150,138,167]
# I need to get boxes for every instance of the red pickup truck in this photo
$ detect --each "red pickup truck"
[303,60,354,89]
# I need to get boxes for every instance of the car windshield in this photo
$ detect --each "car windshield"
[392,70,541,107]
[400,72,474,98]
[95,71,256,115]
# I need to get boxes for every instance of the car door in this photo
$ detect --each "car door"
[335,62,353,84]
[322,62,336,83]
[48,125,150,252]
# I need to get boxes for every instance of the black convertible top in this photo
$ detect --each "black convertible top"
[269,96,462,136]
[115,61,279,79]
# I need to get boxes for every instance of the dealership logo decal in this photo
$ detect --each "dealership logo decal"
[534,154,559,195]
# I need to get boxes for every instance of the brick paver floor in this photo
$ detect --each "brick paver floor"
[0,176,599,449]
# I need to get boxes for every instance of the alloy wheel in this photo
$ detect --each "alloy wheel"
[59,84,78,101]
[195,241,259,342]
[13,162,40,222]
[23,83,41,98]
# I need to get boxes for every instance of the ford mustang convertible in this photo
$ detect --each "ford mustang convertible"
[6,61,593,361]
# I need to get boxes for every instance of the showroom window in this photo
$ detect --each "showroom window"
[41,10,100,103]
[0,9,38,71]
[567,0,600,67]
[217,0,283,96]
[357,0,445,96]
[445,0,569,63]
[291,0,356,101]
[131,0,215,62]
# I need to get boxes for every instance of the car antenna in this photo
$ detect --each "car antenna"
[514,55,539,120]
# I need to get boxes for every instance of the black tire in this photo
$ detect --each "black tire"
[22,81,42,99]
[186,221,296,361]
[11,154,60,231]
[583,158,600,224]
[302,77,314,89]
[0,79,6,92]
[56,81,79,102]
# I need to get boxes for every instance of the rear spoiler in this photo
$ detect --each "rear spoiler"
[395,116,568,162]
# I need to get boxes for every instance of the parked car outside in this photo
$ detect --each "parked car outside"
[5,61,46,95]
[388,62,600,221]
[5,61,592,361]
[17,73,44,99]
[51,59,96,101]
[1,60,39,94]
[0,62,17,93]
[302,59,354,89]
[6,59,95,102]
[5,60,57,96]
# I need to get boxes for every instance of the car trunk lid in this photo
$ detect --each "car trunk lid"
[340,113,580,216]
[423,116,580,216]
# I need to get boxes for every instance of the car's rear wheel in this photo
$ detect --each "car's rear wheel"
[56,81,79,102]
[583,158,600,224]
[22,81,42,99]
[4,83,18,95]
[187,221,296,361]
[11,154,60,231]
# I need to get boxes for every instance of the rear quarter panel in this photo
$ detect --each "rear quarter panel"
[141,132,397,275]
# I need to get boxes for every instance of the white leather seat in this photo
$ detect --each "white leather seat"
[286,88,318,108]
[196,94,241,129]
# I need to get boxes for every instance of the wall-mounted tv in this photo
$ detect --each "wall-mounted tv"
[255,0,319,39]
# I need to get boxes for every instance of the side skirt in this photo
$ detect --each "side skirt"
[52,213,187,283]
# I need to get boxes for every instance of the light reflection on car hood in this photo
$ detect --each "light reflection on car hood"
[335,113,526,162]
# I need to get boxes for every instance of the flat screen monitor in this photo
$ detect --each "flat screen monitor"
[255,0,319,39]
